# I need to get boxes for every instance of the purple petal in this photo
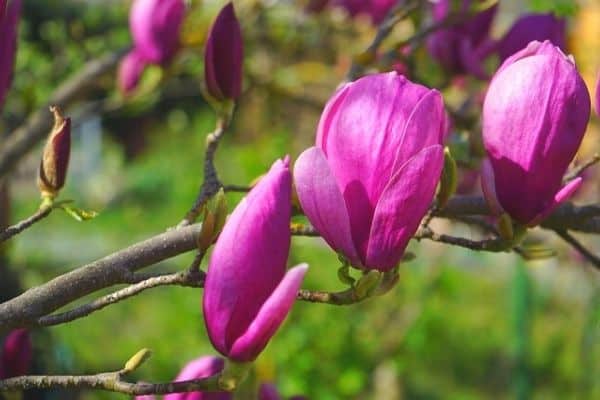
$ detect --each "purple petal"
[164,356,230,400]
[118,50,147,95]
[366,145,444,270]
[204,2,243,100]
[203,158,291,359]
[229,264,308,362]
[498,13,566,62]
[1,329,31,378]
[258,383,281,400]
[0,0,20,111]
[130,0,184,64]
[293,147,361,266]
[528,177,582,227]
[596,71,600,118]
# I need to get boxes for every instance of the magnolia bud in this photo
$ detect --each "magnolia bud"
[38,106,71,199]
[204,2,243,102]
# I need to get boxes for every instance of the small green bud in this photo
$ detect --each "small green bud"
[123,348,152,374]
[197,189,228,252]
[437,147,458,208]
[497,213,513,241]
[354,271,383,299]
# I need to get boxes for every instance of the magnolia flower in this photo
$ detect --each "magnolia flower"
[203,158,308,362]
[294,72,445,271]
[482,41,590,225]
[204,2,243,101]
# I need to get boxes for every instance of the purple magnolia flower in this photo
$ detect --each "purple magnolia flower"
[258,383,281,400]
[482,41,590,226]
[0,0,21,111]
[129,0,185,65]
[204,2,243,101]
[118,50,147,95]
[203,158,308,362]
[136,356,230,400]
[426,0,497,79]
[0,329,32,379]
[294,72,445,271]
[498,13,566,62]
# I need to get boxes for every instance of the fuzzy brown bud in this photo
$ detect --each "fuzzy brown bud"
[38,106,71,198]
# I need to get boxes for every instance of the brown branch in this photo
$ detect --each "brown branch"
[222,184,251,193]
[0,48,127,179]
[0,223,202,332]
[0,204,52,243]
[296,288,361,305]
[37,270,206,327]
[414,226,510,252]
[0,369,223,396]
[179,117,229,227]
[555,230,600,270]
[564,154,600,182]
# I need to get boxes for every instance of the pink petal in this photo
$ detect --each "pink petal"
[391,89,445,172]
[229,264,308,362]
[366,145,444,270]
[528,177,582,227]
[203,159,291,357]
[294,147,361,266]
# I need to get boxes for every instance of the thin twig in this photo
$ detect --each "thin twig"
[0,369,223,396]
[179,117,229,227]
[347,0,420,80]
[38,270,205,327]
[0,204,52,243]
[555,229,600,270]
[222,184,251,193]
[297,288,361,305]
[0,223,203,332]
[564,154,600,182]
[415,227,510,252]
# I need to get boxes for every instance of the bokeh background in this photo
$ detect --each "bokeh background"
[1,0,599,399]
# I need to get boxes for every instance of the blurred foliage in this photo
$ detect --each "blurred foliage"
[2,0,600,399]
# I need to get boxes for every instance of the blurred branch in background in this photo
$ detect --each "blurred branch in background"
[0,48,126,179]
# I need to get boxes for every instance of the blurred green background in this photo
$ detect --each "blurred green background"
[1,0,599,399]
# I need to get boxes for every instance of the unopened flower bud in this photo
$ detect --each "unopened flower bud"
[197,189,228,253]
[38,106,71,199]
[204,2,243,102]
[437,147,458,208]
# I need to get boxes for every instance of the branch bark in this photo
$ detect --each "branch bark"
[0,204,52,243]
[0,223,201,332]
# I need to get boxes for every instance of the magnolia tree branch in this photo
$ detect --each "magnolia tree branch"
[554,230,600,270]
[0,365,223,396]
[37,269,206,327]
[0,48,126,179]
[179,117,229,227]
[0,223,202,332]
[2,196,600,332]
[0,204,52,243]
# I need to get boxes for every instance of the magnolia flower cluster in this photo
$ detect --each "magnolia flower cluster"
[427,1,566,79]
